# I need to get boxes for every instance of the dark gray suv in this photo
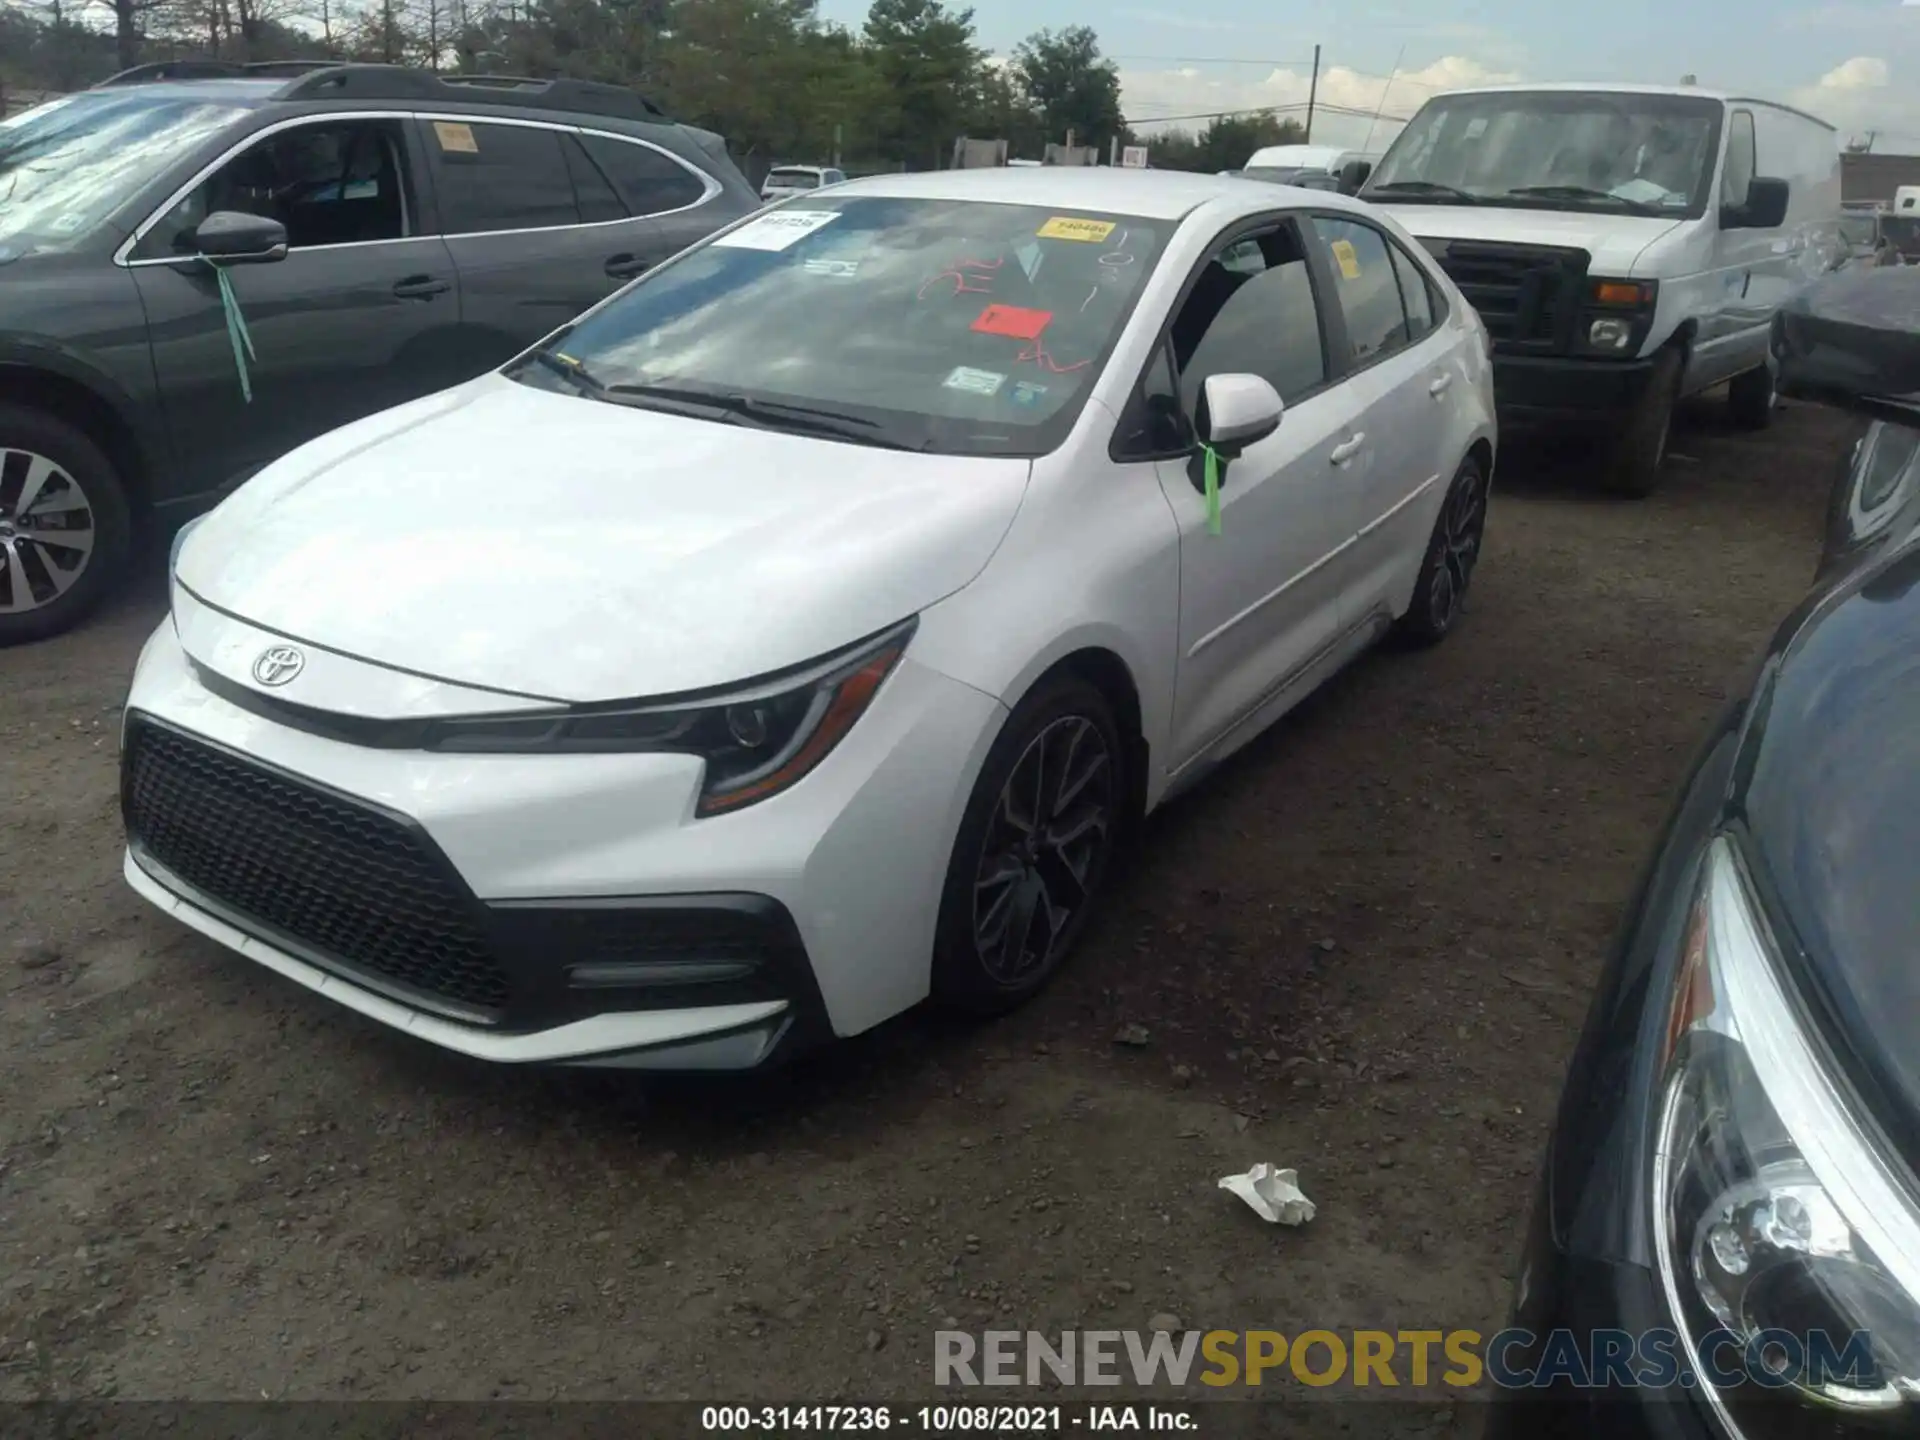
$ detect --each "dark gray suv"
[0,61,760,643]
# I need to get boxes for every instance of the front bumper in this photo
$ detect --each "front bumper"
[121,614,1004,1068]
[1493,353,1658,424]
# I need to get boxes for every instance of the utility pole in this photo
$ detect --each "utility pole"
[1304,44,1320,142]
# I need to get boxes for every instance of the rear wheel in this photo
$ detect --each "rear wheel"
[931,675,1125,1016]
[1395,453,1488,648]
[1601,347,1684,498]
[1727,361,1777,431]
[0,405,131,646]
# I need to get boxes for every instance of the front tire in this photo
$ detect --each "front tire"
[0,405,132,646]
[1600,347,1684,498]
[931,675,1125,1016]
[1395,453,1488,648]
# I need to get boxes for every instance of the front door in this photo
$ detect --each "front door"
[1151,221,1366,771]
[129,115,465,498]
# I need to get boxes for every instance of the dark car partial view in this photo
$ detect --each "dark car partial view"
[1490,264,1920,1437]
[0,61,759,644]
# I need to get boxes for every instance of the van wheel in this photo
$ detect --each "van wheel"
[1727,363,1777,431]
[0,405,132,647]
[1601,348,1684,498]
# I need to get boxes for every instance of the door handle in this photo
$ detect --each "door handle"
[392,275,450,299]
[605,253,654,279]
[1428,374,1453,397]
[1329,433,1366,465]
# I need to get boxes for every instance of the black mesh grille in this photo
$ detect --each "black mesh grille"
[124,716,511,1013]
[1422,239,1588,352]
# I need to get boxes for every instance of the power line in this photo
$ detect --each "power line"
[1126,99,1411,127]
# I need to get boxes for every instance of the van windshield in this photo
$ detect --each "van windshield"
[1367,90,1722,218]
[0,90,250,254]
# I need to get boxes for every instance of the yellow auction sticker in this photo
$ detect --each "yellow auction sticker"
[1038,216,1117,243]
[433,120,479,154]
[1330,239,1361,280]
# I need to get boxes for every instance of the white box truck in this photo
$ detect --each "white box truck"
[1356,84,1844,493]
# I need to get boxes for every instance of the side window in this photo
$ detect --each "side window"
[1722,110,1756,209]
[1309,216,1411,364]
[136,119,413,258]
[1387,241,1436,342]
[426,119,580,234]
[581,134,708,216]
[561,135,626,223]
[1168,224,1328,415]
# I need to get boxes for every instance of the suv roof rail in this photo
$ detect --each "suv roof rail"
[276,64,671,122]
[97,61,247,86]
[242,60,345,76]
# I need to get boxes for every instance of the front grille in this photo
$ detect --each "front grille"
[1421,238,1588,352]
[123,716,511,1014]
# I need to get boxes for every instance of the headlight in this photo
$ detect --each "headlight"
[1588,317,1634,352]
[1653,837,1920,1433]
[422,619,915,817]
[1582,277,1658,357]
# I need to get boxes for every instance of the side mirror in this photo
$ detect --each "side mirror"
[1338,159,1373,195]
[188,210,289,264]
[1724,176,1789,231]
[1198,373,1284,457]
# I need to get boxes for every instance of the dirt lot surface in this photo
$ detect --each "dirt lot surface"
[0,399,1850,1424]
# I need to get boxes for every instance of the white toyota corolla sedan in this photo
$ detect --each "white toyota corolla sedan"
[123,167,1495,1072]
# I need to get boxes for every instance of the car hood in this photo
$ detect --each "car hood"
[1373,203,1684,278]
[1736,541,1920,1167]
[176,376,1032,703]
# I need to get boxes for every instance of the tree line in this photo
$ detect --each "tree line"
[1,0,1305,175]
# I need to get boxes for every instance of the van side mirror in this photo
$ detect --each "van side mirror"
[1338,159,1373,195]
[1724,177,1789,231]
[1197,373,1284,458]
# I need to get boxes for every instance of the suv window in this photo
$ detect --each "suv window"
[583,134,707,215]
[137,118,414,258]
[427,119,581,234]
[1308,216,1410,364]
[562,135,625,223]
[1722,109,1756,209]
[1169,224,1327,412]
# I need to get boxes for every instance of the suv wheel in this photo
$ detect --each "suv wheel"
[0,405,132,646]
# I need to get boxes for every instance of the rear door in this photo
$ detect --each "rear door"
[1303,212,1455,623]
[417,114,666,351]
[128,113,465,496]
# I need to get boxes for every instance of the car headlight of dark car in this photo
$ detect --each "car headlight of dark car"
[421,619,915,816]
[1653,837,1920,1432]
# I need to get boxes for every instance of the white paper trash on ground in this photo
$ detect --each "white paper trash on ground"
[1219,1163,1316,1225]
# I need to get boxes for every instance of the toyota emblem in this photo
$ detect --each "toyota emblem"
[252,644,306,687]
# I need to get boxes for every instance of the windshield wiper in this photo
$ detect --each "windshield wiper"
[1365,180,1482,205]
[1504,185,1663,217]
[605,382,927,451]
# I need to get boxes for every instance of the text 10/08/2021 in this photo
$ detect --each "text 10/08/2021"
[701,1405,1198,1432]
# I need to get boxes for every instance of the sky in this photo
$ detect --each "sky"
[817,0,1920,154]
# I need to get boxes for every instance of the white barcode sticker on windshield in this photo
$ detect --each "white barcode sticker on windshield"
[714,210,842,252]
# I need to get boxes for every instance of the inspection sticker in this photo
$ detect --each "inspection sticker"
[1037,216,1117,243]
[713,210,842,252]
[971,304,1052,340]
[432,121,478,154]
[803,257,861,277]
[1010,380,1050,406]
[1330,238,1362,280]
[943,366,1006,397]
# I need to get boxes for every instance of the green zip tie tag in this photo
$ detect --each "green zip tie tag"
[1201,444,1223,536]
[212,264,256,404]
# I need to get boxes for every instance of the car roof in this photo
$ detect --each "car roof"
[823,166,1366,221]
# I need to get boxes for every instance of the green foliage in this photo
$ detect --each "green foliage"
[1145,112,1308,173]
[1010,25,1122,154]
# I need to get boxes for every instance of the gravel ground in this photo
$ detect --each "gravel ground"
[0,398,1848,1422]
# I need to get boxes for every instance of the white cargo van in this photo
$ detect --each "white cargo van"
[1357,84,1844,493]
[1240,143,1380,191]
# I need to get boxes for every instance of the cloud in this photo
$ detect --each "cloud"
[1120,54,1520,147]
[1789,54,1900,140]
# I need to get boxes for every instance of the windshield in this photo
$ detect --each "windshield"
[1367,90,1722,217]
[766,169,819,188]
[511,195,1168,457]
[0,90,249,254]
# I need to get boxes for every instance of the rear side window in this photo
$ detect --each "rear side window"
[1308,216,1411,364]
[427,119,579,234]
[582,134,707,215]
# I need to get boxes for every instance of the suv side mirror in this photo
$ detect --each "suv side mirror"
[1198,373,1284,457]
[1724,176,1789,231]
[1338,159,1373,195]
[189,211,289,264]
